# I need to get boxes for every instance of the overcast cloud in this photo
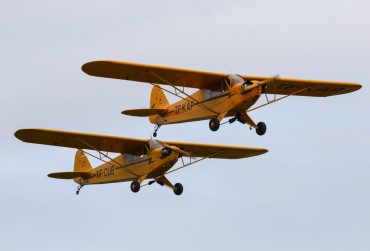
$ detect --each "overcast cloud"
[1,0,369,250]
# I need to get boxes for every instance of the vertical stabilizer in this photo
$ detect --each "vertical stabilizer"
[150,85,170,124]
[150,85,170,109]
[74,149,92,173]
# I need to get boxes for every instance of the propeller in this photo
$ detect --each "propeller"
[241,75,280,94]
[261,75,280,84]
[261,75,280,93]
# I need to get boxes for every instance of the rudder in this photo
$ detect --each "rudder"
[150,85,169,124]
[150,85,169,109]
[74,149,92,173]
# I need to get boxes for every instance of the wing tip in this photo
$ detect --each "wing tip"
[252,148,268,157]
[261,148,269,154]
[81,60,132,76]
[14,128,32,141]
[14,128,53,141]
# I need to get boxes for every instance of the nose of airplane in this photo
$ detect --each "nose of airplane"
[240,80,259,94]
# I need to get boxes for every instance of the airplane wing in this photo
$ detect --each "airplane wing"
[14,128,148,155]
[82,60,228,89]
[15,128,267,159]
[82,60,361,96]
[242,76,362,97]
[162,140,268,159]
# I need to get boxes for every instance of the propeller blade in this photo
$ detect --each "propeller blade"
[261,75,280,85]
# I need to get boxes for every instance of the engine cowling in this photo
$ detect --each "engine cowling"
[240,80,256,94]
[161,147,172,158]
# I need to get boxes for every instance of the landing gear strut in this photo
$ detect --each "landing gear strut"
[153,125,161,137]
[228,113,246,124]
[76,185,84,195]
[209,118,220,131]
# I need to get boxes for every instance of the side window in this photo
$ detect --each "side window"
[124,154,140,162]
[210,81,226,92]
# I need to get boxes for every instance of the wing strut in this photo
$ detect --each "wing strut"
[148,70,219,115]
[141,151,221,187]
[75,137,140,178]
[247,85,313,113]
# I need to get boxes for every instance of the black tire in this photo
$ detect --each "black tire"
[173,183,183,195]
[256,122,267,136]
[130,180,140,193]
[209,118,220,131]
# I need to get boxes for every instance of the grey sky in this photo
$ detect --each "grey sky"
[1,0,370,250]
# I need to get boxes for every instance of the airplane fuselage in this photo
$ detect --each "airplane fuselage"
[150,80,262,125]
[75,147,179,185]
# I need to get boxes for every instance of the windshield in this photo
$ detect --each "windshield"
[148,139,164,151]
[227,74,244,87]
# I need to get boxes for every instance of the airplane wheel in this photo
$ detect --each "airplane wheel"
[130,180,140,193]
[173,183,183,195]
[209,118,220,131]
[153,132,157,137]
[76,191,79,195]
[256,122,267,136]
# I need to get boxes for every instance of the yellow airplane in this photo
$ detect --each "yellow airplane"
[15,129,267,195]
[82,60,362,137]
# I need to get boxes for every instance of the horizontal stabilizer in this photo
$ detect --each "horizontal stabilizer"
[48,172,90,179]
[122,108,167,117]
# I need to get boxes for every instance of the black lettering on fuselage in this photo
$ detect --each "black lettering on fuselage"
[175,101,195,115]
[97,166,115,179]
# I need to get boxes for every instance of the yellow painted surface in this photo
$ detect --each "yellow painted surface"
[15,128,268,187]
[78,149,179,186]
[15,129,267,159]
[87,60,361,127]
[82,60,361,96]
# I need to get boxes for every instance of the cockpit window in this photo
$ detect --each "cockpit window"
[148,139,163,151]
[227,74,245,87]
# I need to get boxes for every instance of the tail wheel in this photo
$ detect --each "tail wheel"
[173,183,183,195]
[130,180,140,193]
[209,118,220,131]
[256,122,267,136]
